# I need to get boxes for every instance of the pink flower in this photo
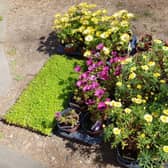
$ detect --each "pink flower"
[80,72,89,79]
[111,51,118,57]
[98,70,109,80]
[114,65,122,76]
[91,82,99,89]
[76,80,82,87]
[86,59,93,66]
[74,65,81,72]
[55,112,61,119]
[98,102,107,111]
[94,88,105,98]
[96,43,104,50]
[85,99,95,105]
[82,85,92,92]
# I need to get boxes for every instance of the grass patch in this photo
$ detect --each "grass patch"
[5,55,83,135]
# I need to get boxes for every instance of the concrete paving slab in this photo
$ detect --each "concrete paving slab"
[0,45,12,96]
[0,0,8,42]
[0,145,46,168]
[0,0,12,96]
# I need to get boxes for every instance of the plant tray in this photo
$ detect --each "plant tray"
[53,129,102,145]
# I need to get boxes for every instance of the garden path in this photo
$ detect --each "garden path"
[0,0,12,97]
[0,0,168,168]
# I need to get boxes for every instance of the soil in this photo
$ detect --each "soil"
[0,0,168,168]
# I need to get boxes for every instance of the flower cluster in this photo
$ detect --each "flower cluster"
[104,40,168,167]
[53,2,134,53]
[74,42,129,121]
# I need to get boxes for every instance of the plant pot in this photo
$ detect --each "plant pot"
[56,108,80,133]
[116,146,140,168]
[81,113,103,137]
[63,45,84,58]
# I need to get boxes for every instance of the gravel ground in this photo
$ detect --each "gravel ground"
[0,0,168,167]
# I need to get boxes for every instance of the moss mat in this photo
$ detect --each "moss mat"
[5,55,83,135]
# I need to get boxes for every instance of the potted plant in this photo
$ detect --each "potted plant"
[55,108,80,133]
[53,3,134,57]
[137,34,152,51]
[104,39,168,168]
[73,43,130,136]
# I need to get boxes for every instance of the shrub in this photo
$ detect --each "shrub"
[53,3,134,55]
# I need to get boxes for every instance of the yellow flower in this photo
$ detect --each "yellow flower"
[163,109,168,115]
[140,133,145,138]
[83,27,95,35]
[116,81,122,87]
[162,46,168,51]
[148,61,155,67]
[120,21,128,27]
[163,146,168,153]
[130,66,136,72]
[129,72,136,80]
[127,13,134,18]
[141,65,149,71]
[124,108,132,114]
[127,84,131,88]
[103,47,110,55]
[115,101,122,107]
[131,98,142,104]
[137,84,142,89]
[160,115,168,123]
[160,80,166,83]
[100,32,109,39]
[137,95,142,99]
[153,72,160,78]
[154,39,162,44]
[113,128,121,135]
[144,114,153,123]
[85,35,93,42]
[143,55,147,59]
[84,50,91,57]
[109,100,122,107]
[152,112,159,118]
[120,33,130,42]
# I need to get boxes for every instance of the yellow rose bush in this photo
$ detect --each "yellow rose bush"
[53,3,134,54]
[104,40,168,167]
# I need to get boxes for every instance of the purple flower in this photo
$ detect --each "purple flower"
[94,52,100,57]
[114,65,122,76]
[80,71,89,79]
[98,102,107,111]
[86,59,93,66]
[97,61,104,66]
[85,99,95,105]
[96,43,104,50]
[74,65,81,72]
[98,70,109,80]
[88,63,97,71]
[111,51,118,57]
[55,112,62,119]
[88,75,97,81]
[91,50,97,54]
[94,88,105,98]
[76,80,82,87]
[91,81,99,89]
[82,85,92,92]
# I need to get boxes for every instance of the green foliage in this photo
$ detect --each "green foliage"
[104,40,168,167]
[53,2,134,53]
[5,55,83,135]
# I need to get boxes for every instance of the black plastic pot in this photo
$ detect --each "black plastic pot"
[81,113,103,137]
[116,146,140,168]
[56,108,80,133]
